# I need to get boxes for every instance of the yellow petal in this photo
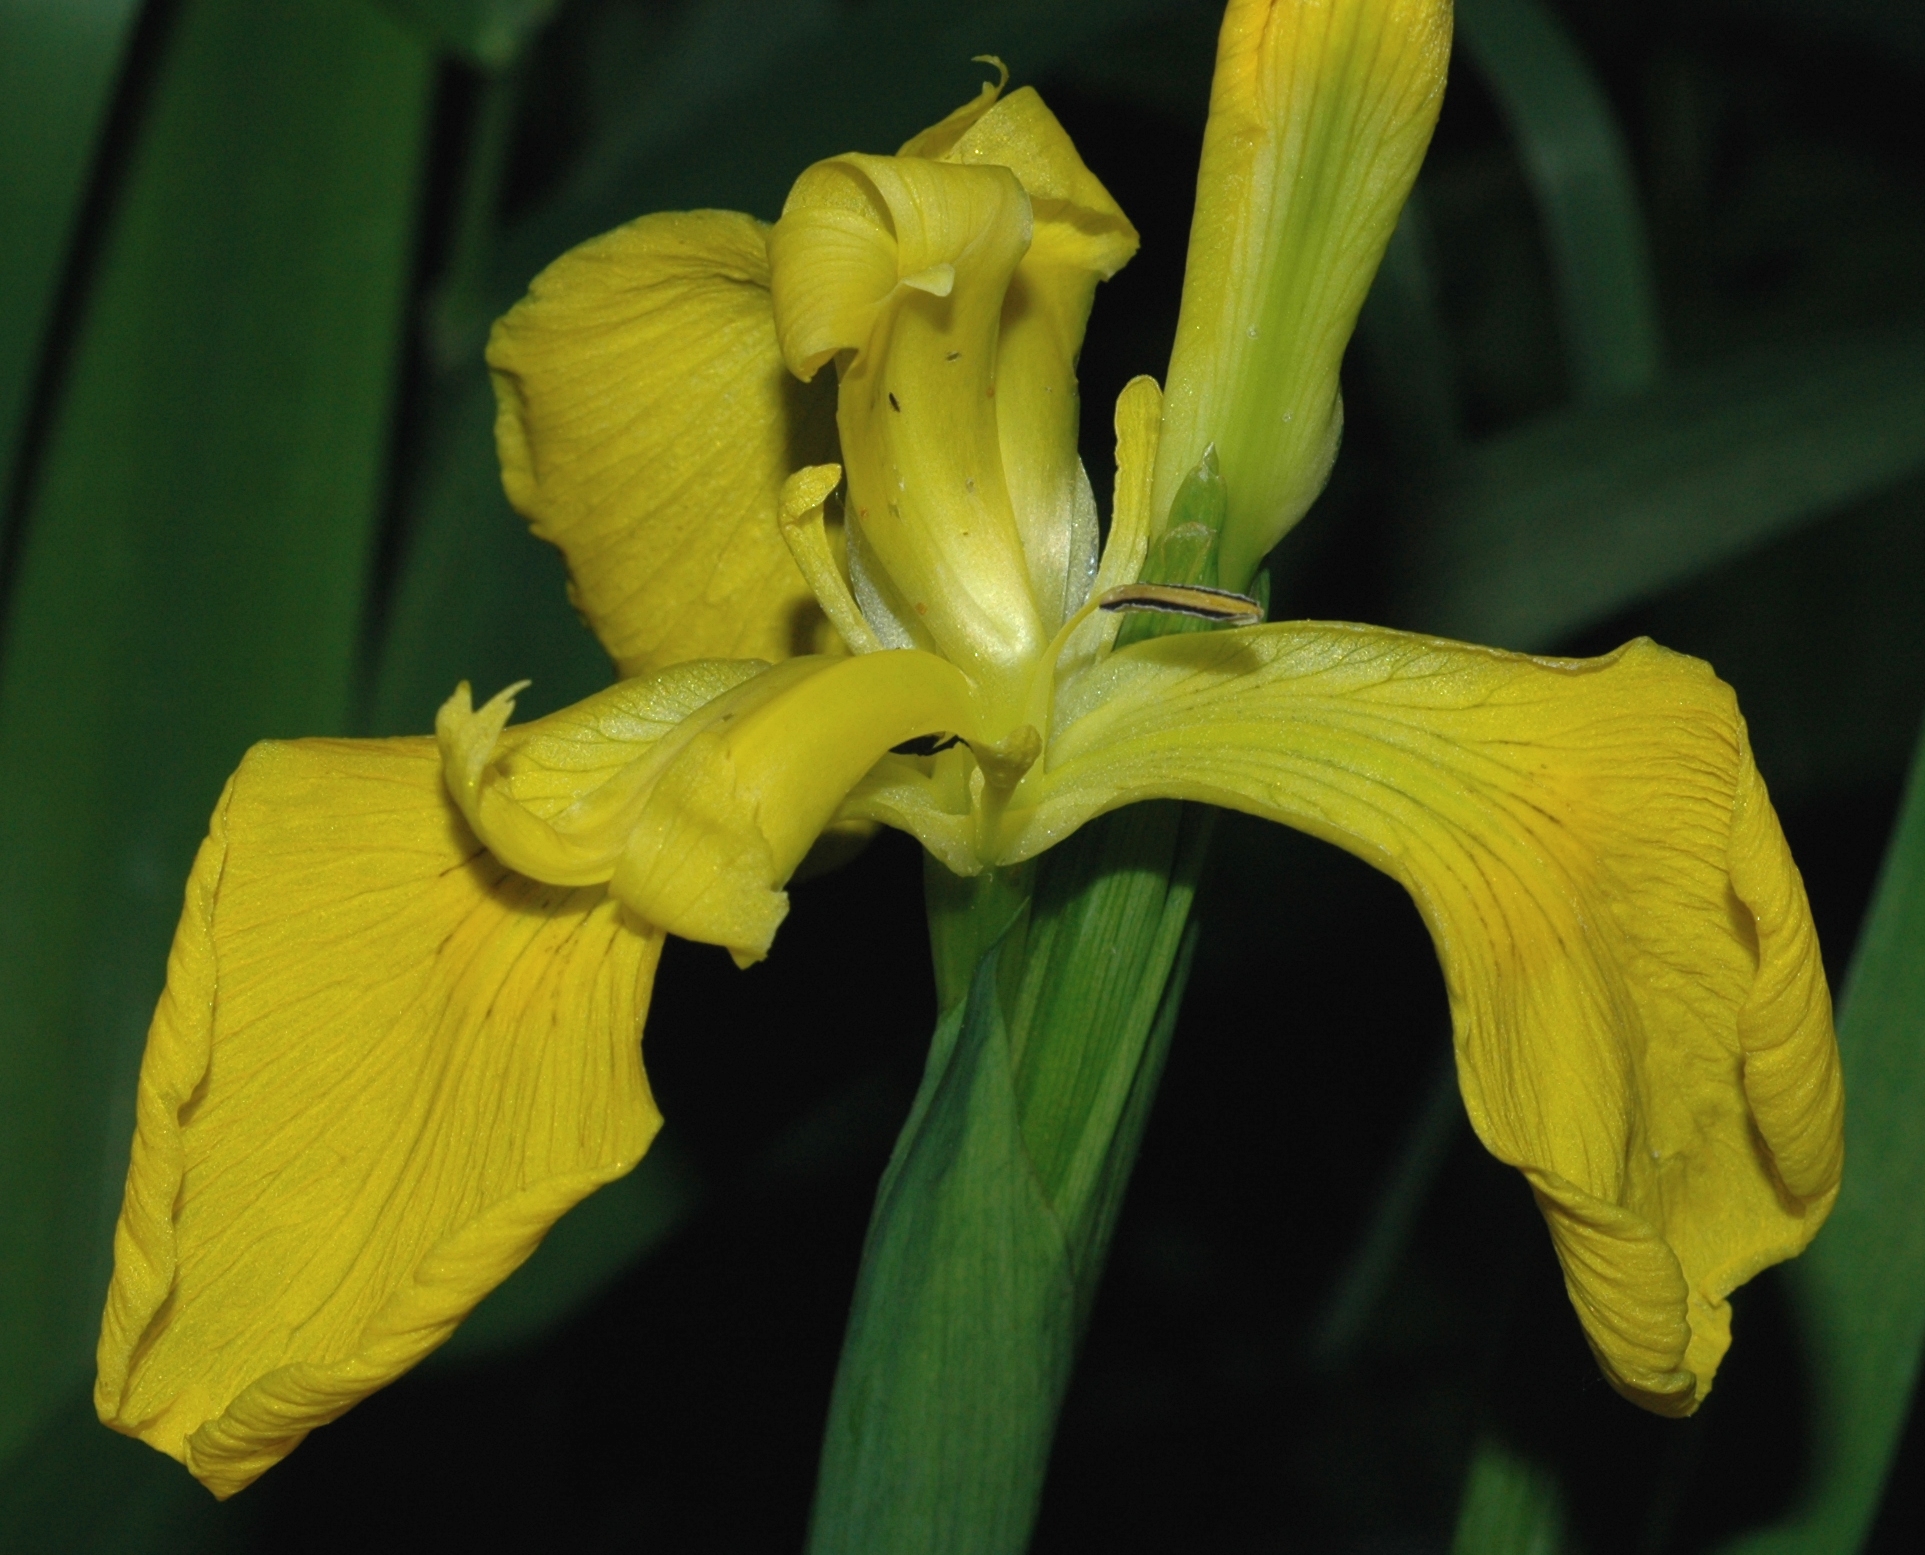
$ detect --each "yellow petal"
[1155,0,1452,588]
[1055,375,1165,688]
[442,652,982,963]
[779,462,883,654]
[927,86,1140,629]
[488,209,838,676]
[770,152,1045,704]
[1021,624,1842,1410]
[95,738,663,1497]
[1093,374,1163,598]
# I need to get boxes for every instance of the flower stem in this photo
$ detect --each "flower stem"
[807,801,1211,1553]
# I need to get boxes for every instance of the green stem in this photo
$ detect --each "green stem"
[806,802,1211,1554]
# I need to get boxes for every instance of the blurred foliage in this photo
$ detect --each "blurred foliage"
[1456,0,1663,403]
[1,0,1922,1550]
[0,0,143,507]
[1451,1438,1567,1555]
[378,0,565,68]
[1,2,430,1546]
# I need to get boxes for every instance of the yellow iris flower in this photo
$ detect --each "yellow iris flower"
[96,0,1842,1503]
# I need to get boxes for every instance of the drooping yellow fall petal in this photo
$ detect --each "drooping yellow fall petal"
[770,152,1044,706]
[924,86,1139,629]
[95,738,664,1498]
[1001,622,1843,1411]
[441,651,983,963]
[488,209,837,676]
[1155,0,1452,588]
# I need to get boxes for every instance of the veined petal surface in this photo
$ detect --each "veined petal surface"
[95,738,663,1497]
[1014,623,1842,1411]
[488,209,836,676]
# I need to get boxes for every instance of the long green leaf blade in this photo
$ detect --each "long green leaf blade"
[0,0,431,1483]
[1456,0,1662,402]
[377,0,560,67]
[811,804,1206,1553]
[0,0,144,505]
[1398,323,1925,649]
[808,953,1079,1555]
[1452,1437,1568,1555]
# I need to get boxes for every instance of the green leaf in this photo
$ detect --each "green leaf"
[376,0,561,69]
[0,0,432,1481]
[0,0,144,504]
[1001,805,1208,1265]
[1114,453,1229,647]
[1307,1054,1463,1369]
[1451,1437,1568,1555]
[924,854,1035,1016]
[0,1394,257,1554]
[1397,322,1925,649]
[363,374,614,732]
[1456,0,1663,402]
[1719,721,1925,1554]
[808,950,1079,1555]
[1354,192,1461,463]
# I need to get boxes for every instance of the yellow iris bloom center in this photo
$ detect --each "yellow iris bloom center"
[95,1,1841,1504]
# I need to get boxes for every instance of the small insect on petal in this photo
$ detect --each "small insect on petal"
[1097,582,1263,624]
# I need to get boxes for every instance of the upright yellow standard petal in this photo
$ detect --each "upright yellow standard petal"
[1155,0,1452,588]
[95,739,663,1497]
[1011,624,1843,1411]
[924,85,1139,629]
[770,152,1045,704]
[489,209,837,676]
